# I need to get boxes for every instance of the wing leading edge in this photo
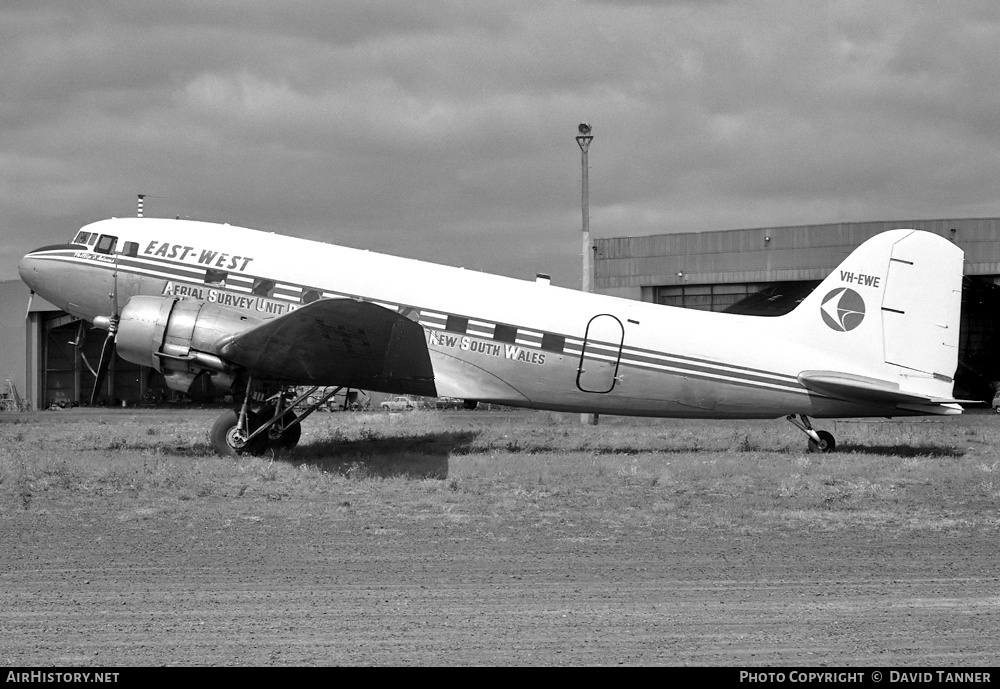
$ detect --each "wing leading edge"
[218,299,436,396]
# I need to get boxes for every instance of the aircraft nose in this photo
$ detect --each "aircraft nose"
[18,251,42,292]
[17,242,118,322]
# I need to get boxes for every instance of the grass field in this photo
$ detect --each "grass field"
[3,407,999,533]
[3,407,999,666]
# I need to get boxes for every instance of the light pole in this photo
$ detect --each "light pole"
[576,123,598,426]
[576,123,593,295]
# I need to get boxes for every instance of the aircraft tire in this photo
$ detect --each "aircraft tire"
[807,430,836,453]
[270,412,302,450]
[211,409,270,456]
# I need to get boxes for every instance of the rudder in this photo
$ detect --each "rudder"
[881,232,963,382]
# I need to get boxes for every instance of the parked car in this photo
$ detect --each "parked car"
[380,396,420,411]
[434,397,463,410]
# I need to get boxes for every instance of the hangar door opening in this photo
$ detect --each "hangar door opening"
[42,316,145,407]
[576,314,624,394]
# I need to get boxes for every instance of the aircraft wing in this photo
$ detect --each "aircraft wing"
[217,299,436,396]
[797,370,968,407]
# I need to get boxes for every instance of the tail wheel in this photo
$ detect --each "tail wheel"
[211,409,271,456]
[807,430,836,453]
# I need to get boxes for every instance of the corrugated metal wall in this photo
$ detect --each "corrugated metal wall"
[594,218,1000,293]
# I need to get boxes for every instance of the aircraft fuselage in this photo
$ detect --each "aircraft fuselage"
[19,217,960,423]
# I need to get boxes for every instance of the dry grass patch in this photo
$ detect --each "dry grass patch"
[3,408,1000,534]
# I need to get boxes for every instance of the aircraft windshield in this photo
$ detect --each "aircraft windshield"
[73,231,98,246]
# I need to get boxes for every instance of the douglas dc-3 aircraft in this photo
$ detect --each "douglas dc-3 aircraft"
[19,218,965,454]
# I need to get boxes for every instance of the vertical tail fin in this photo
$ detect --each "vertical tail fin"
[780,229,963,401]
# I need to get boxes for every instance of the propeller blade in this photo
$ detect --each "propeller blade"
[25,291,34,320]
[111,247,119,315]
[69,320,85,347]
[88,246,123,406]
[79,352,98,378]
[89,330,115,406]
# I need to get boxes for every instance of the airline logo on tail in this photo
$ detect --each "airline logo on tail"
[820,288,866,332]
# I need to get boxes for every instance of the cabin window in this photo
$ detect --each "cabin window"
[205,268,227,286]
[446,315,468,334]
[121,241,139,257]
[541,333,565,354]
[301,289,322,305]
[252,278,275,297]
[493,324,517,344]
[94,235,118,255]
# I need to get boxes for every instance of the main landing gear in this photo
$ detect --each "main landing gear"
[210,379,341,456]
[786,414,836,453]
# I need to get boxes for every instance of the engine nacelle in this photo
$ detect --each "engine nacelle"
[116,296,261,393]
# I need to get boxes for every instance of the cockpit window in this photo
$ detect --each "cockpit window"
[74,231,92,245]
[120,241,139,257]
[94,235,117,255]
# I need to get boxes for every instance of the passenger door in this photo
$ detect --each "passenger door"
[576,314,624,393]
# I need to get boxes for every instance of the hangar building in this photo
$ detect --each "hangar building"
[595,218,1000,401]
[0,279,206,411]
[3,217,1000,410]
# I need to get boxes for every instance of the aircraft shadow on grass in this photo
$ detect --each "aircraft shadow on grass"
[275,430,480,479]
[163,433,962,467]
[833,443,966,458]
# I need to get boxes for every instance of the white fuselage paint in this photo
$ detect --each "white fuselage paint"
[19,218,961,420]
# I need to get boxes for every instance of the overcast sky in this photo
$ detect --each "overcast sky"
[4,1,1000,286]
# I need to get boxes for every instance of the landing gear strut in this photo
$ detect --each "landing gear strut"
[210,378,341,456]
[786,414,836,453]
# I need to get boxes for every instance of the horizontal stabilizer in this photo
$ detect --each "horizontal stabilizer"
[219,299,436,396]
[798,370,969,407]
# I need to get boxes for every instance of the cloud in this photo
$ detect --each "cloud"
[3,1,1000,287]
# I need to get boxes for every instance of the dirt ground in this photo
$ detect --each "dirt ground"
[2,489,997,666]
